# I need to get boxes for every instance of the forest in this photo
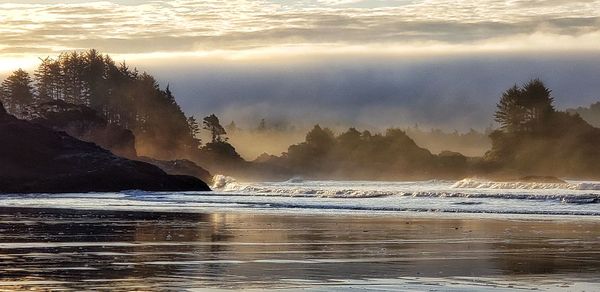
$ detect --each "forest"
[2,50,600,181]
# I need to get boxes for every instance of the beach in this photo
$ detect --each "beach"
[1,207,599,291]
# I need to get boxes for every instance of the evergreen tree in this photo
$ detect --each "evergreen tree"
[494,79,555,134]
[0,69,34,115]
[203,114,227,143]
[495,85,525,133]
[187,116,202,148]
[34,57,63,102]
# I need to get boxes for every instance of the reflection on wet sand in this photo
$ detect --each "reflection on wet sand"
[0,207,599,291]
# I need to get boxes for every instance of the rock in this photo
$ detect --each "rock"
[138,157,213,183]
[0,102,210,193]
[28,101,137,158]
[24,101,213,184]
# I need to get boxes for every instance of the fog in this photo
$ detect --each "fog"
[135,53,600,133]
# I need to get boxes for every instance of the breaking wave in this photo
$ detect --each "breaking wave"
[210,176,600,203]
[452,178,600,190]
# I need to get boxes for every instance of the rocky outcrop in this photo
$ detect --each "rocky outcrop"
[26,101,213,182]
[138,157,213,183]
[0,102,210,193]
[29,101,137,158]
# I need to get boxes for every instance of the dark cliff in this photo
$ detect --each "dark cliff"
[0,102,210,193]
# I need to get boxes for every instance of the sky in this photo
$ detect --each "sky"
[1,0,599,130]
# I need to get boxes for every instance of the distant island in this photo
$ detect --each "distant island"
[1,50,600,192]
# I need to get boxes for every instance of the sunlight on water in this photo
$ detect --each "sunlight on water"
[0,209,598,290]
[0,179,599,216]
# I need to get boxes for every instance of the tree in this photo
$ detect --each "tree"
[494,79,555,134]
[203,114,227,143]
[34,57,63,102]
[188,116,201,137]
[521,79,554,132]
[0,69,34,115]
[495,85,525,133]
[59,51,88,104]
[305,124,335,153]
[187,116,202,148]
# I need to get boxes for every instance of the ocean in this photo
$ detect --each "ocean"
[1,177,598,217]
[1,178,599,290]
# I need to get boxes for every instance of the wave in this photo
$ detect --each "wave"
[285,176,305,183]
[211,174,240,190]
[209,176,600,203]
[452,178,600,190]
[238,201,600,216]
[207,177,600,204]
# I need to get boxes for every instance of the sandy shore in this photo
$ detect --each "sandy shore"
[0,207,599,291]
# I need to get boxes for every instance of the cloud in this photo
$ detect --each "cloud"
[135,53,600,131]
[0,0,599,59]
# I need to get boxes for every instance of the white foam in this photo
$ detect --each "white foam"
[211,174,239,190]
[451,178,577,190]
[2,179,599,216]
[207,177,600,203]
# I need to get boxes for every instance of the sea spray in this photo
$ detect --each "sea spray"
[451,178,600,190]
[211,174,239,190]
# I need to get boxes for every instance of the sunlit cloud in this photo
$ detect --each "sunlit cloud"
[1,0,599,130]
[0,0,599,72]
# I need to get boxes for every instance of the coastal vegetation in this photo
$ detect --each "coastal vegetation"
[1,50,600,185]
[567,102,600,128]
[485,80,600,178]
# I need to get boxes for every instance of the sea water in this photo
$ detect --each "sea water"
[0,176,599,217]
[1,178,600,290]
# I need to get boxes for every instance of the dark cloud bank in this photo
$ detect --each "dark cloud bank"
[143,53,600,131]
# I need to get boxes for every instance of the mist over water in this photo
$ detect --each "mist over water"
[142,53,600,131]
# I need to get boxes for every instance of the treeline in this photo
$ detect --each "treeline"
[256,125,469,180]
[404,127,491,157]
[0,50,198,160]
[567,102,600,128]
[255,79,600,180]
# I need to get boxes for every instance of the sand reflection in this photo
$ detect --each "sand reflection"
[0,208,599,290]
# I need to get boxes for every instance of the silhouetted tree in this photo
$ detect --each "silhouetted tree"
[34,57,63,102]
[187,116,202,148]
[203,114,227,143]
[522,79,554,132]
[0,69,34,115]
[495,85,525,132]
[495,79,555,134]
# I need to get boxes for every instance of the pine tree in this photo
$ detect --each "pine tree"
[0,69,34,115]
[203,114,227,143]
[495,85,525,133]
[494,80,555,134]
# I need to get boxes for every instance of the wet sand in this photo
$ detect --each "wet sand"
[0,207,599,291]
